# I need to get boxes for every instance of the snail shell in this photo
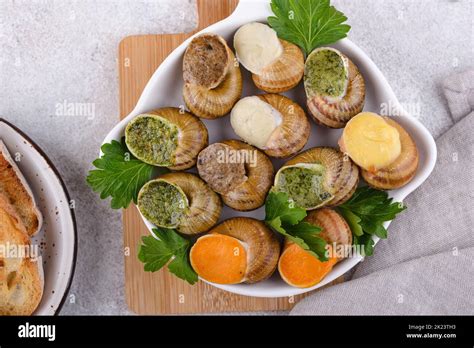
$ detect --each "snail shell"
[183,34,242,119]
[138,172,222,235]
[233,22,304,93]
[230,94,310,158]
[125,108,208,170]
[305,48,366,128]
[197,142,247,194]
[183,33,231,89]
[190,217,280,284]
[304,208,352,259]
[284,147,359,207]
[197,140,274,211]
[278,239,338,288]
[252,39,305,93]
[361,118,419,190]
[262,94,310,158]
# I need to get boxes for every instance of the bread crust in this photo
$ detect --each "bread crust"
[0,141,44,315]
[0,201,43,315]
[0,141,42,236]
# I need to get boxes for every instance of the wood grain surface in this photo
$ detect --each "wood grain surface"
[118,0,341,314]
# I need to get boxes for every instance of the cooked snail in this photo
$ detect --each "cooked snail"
[305,47,365,128]
[234,22,304,93]
[304,208,352,257]
[182,33,242,119]
[340,112,419,189]
[278,240,338,288]
[125,108,208,170]
[183,33,231,89]
[274,147,359,209]
[190,217,280,284]
[230,94,310,158]
[197,140,274,211]
[137,172,221,235]
[279,208,350,288]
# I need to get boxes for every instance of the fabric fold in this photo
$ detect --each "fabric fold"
[291,247,474,315]
[290,70,474,315]
[442,69,474,123]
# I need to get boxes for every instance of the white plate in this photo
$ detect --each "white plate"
[102,0,437,298]
[0,118,77,314]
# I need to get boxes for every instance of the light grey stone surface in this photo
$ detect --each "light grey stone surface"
[0,0,471,315]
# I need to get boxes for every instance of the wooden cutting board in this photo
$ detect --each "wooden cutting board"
[118,0,341,314]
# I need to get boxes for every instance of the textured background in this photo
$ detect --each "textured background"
[0,0,472,315]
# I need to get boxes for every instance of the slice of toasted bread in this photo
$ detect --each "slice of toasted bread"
[0,203,43,315]
[0,140,43,236]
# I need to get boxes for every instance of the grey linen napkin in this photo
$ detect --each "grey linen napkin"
[290,70,474,315]
[442,69,474,123]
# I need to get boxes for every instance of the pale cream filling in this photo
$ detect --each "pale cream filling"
[230,96,282,149]
[234,22,283,75]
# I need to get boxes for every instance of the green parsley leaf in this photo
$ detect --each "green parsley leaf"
[337,207,363,237]
[266,216,299,242]
[285,222,328,261]
[138,227,198,285]
[86,138,160,209]
[268,0,351,56]
[265,191,328,261]
[353,234,375,257]
[337,187,406,257]
[265,191,306,225]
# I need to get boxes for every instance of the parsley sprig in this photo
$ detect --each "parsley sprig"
[138,227,198,285]
[265,191,328,261]
[268,0,351,56]
[86,138,163,209]
[337,187,406,256]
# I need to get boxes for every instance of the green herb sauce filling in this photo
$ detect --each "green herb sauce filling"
[275,165,332,209]
[138,180,188,228]
[304,49,348,98]
[125,115,179,166]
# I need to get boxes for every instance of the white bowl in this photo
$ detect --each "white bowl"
[102,0,436,298]
[0,118,77,314]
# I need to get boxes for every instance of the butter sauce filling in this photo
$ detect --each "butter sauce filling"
[275,164,333,209]
[304,48,348,98]
[125,114,179,166]
[138,180,188,228]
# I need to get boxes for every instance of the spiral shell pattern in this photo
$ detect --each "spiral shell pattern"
[220,140,274,211]
[145,108,208,170]
[304,208,352,255]
[210,217,280,283]
[158,172,222,235]
[285,147,359,207]
[258,94,311,158]
[361,117,419,190]
[183,50,243,119]
[307,59,366,128]
[252,39,304,93]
